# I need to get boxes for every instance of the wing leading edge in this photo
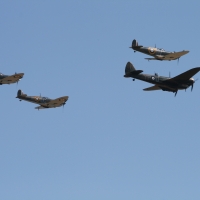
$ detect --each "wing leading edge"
[47,96,69,108]
[164,51,189,60]
[1,73,24,84]
[164,67,200,83]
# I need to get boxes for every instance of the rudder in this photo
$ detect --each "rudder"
[125,62,136,74]
[132,39,138,47]
[17,89,27,97]
[131,39,143,49]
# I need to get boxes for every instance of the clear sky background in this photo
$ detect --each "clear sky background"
[0,1,200,200]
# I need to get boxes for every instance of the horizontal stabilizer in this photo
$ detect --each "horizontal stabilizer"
[130,70,143,75]
[130,45,143,49]
[143,85,161,91]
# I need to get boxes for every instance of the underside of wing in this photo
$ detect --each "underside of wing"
[164,51,189,60]
[0,73,24,84]
[35,105,48,110]
[144,58,158,60]
[164,67,200,83]
[46,96,69,108]
[143,85,161,91]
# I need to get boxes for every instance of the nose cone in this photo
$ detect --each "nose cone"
[190,78,195,82]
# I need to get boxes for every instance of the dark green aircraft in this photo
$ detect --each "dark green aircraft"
[0,72,24,85]
[124,62,200,96]
[130,39,189,61]
[16,90,69,110]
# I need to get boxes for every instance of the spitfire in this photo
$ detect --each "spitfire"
[0,72,24,85]
[124,62,200,96]
[130,39,189,61]
[16,90,69,110]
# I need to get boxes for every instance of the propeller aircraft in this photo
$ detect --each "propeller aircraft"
[130,39,189,61]
[0,72,24,85]
[124,62,200,96]
[16,89,69,110]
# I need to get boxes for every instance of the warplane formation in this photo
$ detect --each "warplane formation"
[124,39,200,96]
[0,72,69,110]
[1,38,199,109]
[124,62,200,96]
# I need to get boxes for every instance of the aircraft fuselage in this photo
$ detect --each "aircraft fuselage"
[17,95,52,105]
[125,73,194,92]
[133,46,172,59]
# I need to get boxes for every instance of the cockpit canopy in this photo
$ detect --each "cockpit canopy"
[157,48,165,51]
[42,97,50,100]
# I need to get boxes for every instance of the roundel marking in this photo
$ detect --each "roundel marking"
[148,47,156,55]
[151,76,155,80]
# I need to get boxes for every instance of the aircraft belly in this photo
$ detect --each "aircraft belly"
[19,97,40,104]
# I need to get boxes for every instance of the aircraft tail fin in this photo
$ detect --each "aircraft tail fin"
[125,62,135,73]
[130,39,143,48]
[17,89,27,97]
[124,62,143,77]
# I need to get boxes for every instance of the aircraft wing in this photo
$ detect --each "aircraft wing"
[143,85,161,91]
[35,106,48,110]
[164,50,189,60]
[164,67,200,83]
[0,73,24,84]
[144,58,158,60]
[46,96,69,108]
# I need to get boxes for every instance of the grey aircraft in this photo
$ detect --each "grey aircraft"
[124,62,200,96]
[0,72,24,85]
[130,39,189,61]
[16,90,69,110]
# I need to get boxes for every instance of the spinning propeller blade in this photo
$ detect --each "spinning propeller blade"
[191,78,198,92]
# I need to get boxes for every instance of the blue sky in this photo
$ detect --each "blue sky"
[0,1,200,200]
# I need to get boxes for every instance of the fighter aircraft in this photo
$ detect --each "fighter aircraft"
[0,72,24,85]
[124,62,200,96]
[130,39,189,61]
[16,89,69,110]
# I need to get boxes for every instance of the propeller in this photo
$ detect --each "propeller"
[169,72,171,78]
[62,102,66,112]
[15,72,21,87]
[191,78,198,92]
[177,57,179,65]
